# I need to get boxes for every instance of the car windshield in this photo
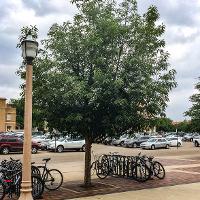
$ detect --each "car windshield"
[147,138,157,142]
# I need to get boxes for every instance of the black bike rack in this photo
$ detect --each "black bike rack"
[103,154,137,179]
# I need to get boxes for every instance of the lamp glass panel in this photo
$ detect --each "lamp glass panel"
[21,41,26,59]
[25,41,38,58]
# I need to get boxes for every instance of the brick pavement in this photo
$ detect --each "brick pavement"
[4,157,200,200]
[41,171,200,200]
[157,158,200,166]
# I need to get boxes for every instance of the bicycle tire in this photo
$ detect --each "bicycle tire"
[31,166,41,176]
[153,161,165,179]
[0,183,5,200]
[132,163,150,182]
[36,166,46,178]
[32,175,44,199]
[96,159,109,179]
[44,169,63,190]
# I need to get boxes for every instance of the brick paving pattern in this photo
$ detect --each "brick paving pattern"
[40,171,200,200]
[157,158,200,166]
[3,158,200,200]
[176,166,200,173]
[184,156,200,161]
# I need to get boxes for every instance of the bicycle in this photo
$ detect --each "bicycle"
[34,158,63,190]
[90,151,109,179]
[91,152,118,179]
[140,155,165,179]
[0,167,44,200]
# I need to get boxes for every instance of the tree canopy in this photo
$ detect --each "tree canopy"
[17,0,177,186]
[185,78,200,132]
[18,0,176,136]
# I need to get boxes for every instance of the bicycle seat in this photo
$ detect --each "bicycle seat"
[31,162,35,165]
[42,158,51,162]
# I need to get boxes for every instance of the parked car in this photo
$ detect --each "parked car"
[0,136,40,154]
[128,136,151,148]
[32,135,52,150]
[140,138,170,150]
[103,137,113,145]
[193,136,200,147]
[183,133,198,142]
[47,137,85,152]
[123,136,137,147]
[112,134,129,146]
[166,137,182,147]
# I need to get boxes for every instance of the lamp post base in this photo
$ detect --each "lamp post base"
[18,181,33,200]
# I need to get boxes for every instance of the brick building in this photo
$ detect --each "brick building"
[0,97,16,132]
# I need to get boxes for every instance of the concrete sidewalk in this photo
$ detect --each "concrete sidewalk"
[71,182,200,200]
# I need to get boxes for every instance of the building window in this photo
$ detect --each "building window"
[6,125,12,131]
[7,114,12,121]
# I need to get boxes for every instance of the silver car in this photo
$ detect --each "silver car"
[47,138,85,152]
[140,138,170,150]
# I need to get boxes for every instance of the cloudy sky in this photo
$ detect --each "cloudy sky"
[0,0,199,121]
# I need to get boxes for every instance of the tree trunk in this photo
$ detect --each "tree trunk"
[84,135,92,187]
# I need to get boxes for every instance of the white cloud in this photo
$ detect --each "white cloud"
[0,0,200,121]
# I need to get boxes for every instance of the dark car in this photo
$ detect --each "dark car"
[0,136,39,154]
[129,136,151,148]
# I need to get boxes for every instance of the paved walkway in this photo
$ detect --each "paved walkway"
[40,156,200,200]
[4,156,200,200]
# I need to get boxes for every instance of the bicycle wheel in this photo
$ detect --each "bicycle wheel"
[14,174,22,198]
[132,163,150,182]
[153,161,165,179]
[31,166,41,176]
[0,183,5,200]
[32,175,44,199]
[44,169,63,190]
[96,159,109,179]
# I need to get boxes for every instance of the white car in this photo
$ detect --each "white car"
[47,138,85,152]
[166,137,182,147]
[140,138,170,150]
[112,134,129,146]
[193,136,200,147]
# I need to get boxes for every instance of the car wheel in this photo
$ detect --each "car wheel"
[120,141,124,146]
[177,142,181,147]
[166,144,169,149]
[132,143,137,148]
[190,138,193,142]
[151,145,155,150]
[2,147,9,155]
[57,145,64,153]
[195,141,199,147]
[81,145,85,152]
[32,147,38,154]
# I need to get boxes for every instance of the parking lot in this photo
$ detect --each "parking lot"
[1,141,200,182]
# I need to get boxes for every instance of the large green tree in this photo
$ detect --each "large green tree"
[10,98,24,129]
[185,78,200,132]
[18,0,176,186]
[154,117,174,132]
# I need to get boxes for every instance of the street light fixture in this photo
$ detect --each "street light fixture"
[19,32,38,200]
